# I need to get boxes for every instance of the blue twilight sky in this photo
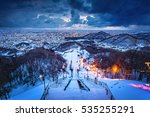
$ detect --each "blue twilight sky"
[0,0,150,30]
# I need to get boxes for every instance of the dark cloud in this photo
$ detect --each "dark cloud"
[68,0,150,26]
[89,0,150,26]
[68,0,91,12]
[70,9,80,24]
[0,0,149,28]
[0,0,69,27]
[86,14,112,27]
[44,18,66,28]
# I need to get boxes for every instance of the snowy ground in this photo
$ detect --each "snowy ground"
[101,78,150,100]
[10,84,45,100]
[83,73,150,100]
[45,78,109,100]
[10,81,49,100]
[9,45,150,100]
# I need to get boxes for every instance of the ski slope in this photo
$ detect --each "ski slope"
[44,46,109,100]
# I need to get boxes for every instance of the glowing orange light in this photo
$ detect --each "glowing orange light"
[112,64,119,74]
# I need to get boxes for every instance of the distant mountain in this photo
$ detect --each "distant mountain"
[133,33,150,42]
[102,34,138,47]
[64,31,150,51]
[83,31,111,40]
[81,32,150,51]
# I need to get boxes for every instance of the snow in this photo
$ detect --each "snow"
[10,83,46,100]
[9,79,51,100]
[82,73,150,100]
[45,78,109,100]
[100,79,150,100]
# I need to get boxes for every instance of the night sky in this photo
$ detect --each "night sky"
[0,0,150,29]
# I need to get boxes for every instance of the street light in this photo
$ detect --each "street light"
[39,75,45,91]
[145,62,150,70]
[112,64,119,79]
[62,64,66,80]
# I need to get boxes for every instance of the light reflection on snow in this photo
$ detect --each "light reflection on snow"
[129,84,150,91]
